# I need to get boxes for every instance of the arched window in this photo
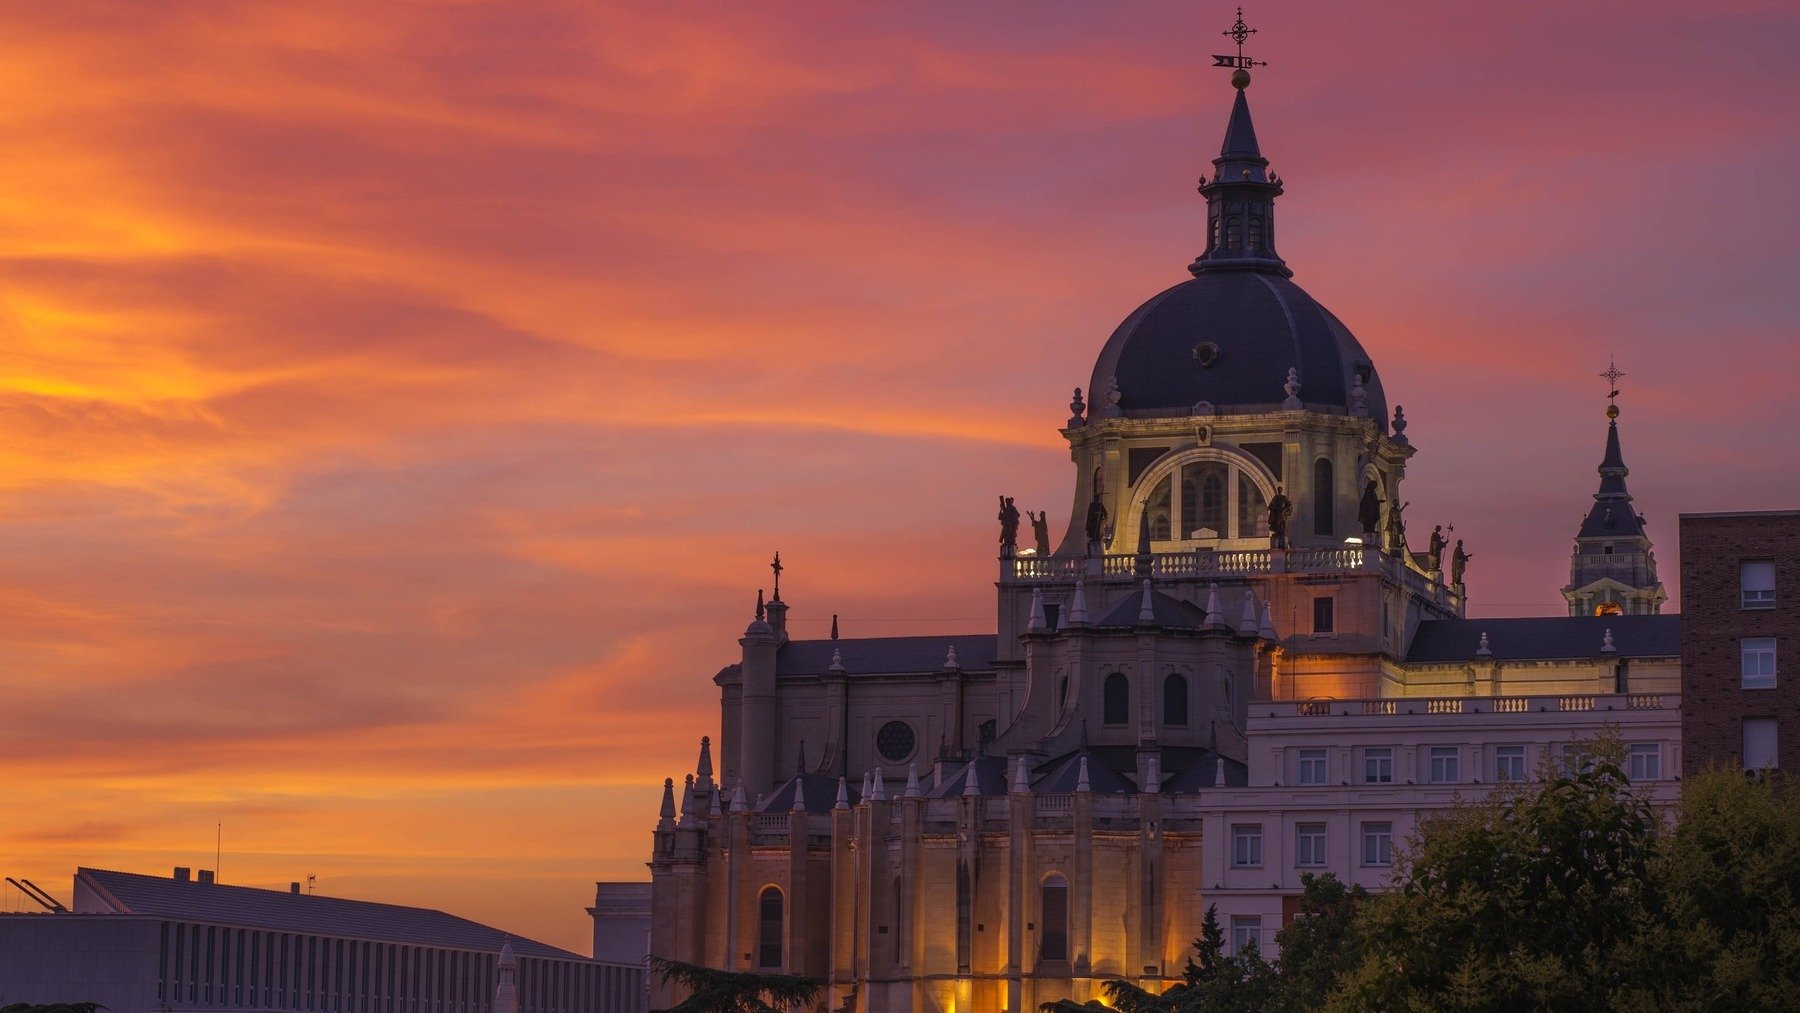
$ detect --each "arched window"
[1313,458,1334,536]
[1136,453,1275,546]
[1040,875,1070,962]
[1103,673,1129,725]
[1247,214,1264,251]
[1164,673,1189,727]
[757,887,784,968]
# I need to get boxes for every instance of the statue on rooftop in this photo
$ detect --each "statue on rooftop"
[1028,510,1051,557]
[1266,485,1293,549]
[997,496,1020,556]
[1427,524,1448,571]
[1357,478,1383,536]
[1451,539,1474,585]
[1084,491,1110,556]
[1386,499,1410,556]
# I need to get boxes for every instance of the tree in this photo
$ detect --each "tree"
[648,956,824,1013]
[1266,873,1369,1010]
[1327,740,1660,1011]
[0,1006,107,1013]
[1039,905,1276,1013]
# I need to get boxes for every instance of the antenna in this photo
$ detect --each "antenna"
[216,819,222,885]
[307,874,316,895]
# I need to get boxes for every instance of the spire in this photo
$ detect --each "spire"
[830,613,839,640]
[1076,755,1091,793]
[1028,587,1048,631]
[792,777,806,812]
[1238,590,1259,634]
[1563,372,1664,616]
[657,778,677,830]
[835,776,850,810]
[1190,69,1289,277]
[905,763,920,797]
[1137,578,1156,625]
[1068,579,1089,626]
[695,736,714,787]
[494,941,519,1013]
[1204,583,1223,627]
[871,768,886,801]
[730,779,747,813]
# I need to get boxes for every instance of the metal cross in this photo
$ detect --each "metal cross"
[1213,7,1267,70]
[1599,356,1625,402]
[770,551,783,599]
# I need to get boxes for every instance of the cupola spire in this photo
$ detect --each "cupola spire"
[1561,361,1665,617]
[1192,9,1289,278]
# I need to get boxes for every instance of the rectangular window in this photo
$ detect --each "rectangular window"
[1363,748,1393,784]
[1296,823,1326,867]
[1628,743,1661,781]
[1313,596,1335,634]
[1745,717,1779,771]
[1361,821,1393,866]
[1297,748,1328,786]
[1231,824,1263,867]
[1742,560,1776,609]
[1743,638,1778,689]
[1428,746,1460,784]
[1494,745,1527,782]
[1230,915,1262,956]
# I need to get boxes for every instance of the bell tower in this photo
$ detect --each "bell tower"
[1562,363,1665,616]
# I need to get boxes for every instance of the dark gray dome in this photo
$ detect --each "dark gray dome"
[1088,270,1386,420]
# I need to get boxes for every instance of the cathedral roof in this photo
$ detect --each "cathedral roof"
[757,771,857,814]
[770,634,998,677]
[1094,588,1210,628]
[1086,79,1386,420]
[1405,614,1679,663]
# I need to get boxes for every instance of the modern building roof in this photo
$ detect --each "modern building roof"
[1404,614,1680,663]
[75,868,584,960]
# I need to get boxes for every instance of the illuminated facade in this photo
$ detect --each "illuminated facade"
[646,68,1682,1011]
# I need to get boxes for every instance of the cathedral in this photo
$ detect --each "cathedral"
[646,57,1677,1013]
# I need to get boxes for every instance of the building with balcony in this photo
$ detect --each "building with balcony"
[646,58,1693,1013]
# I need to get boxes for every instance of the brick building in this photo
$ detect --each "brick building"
[1679,510,1800,773]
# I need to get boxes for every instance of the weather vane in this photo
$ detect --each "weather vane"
[1212,7,1268,71]
[1600,356,1625,402]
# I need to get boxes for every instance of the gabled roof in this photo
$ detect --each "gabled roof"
[1094,589,1211,629]
[76,868,583,960]
[774,634,997,677]
[1404,614,1679,663]
[758,771,860,813]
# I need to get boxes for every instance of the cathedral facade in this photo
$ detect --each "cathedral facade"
[646,68,1678,1013]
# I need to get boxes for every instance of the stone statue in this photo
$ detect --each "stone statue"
[1028,510,1051,557]
[997,496,1021,555]
[1084,491,1109,556]
[1357,479,1382,535]
[1266,485,1293,549]
[1451,539,1473,585]
[1386,500,1410,556]
[1427,525,1448,571]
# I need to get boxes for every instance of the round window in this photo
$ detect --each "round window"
[876,720,916,763]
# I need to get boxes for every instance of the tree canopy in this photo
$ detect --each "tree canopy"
[648,955,824,1013]
[1041,747,1800,1013]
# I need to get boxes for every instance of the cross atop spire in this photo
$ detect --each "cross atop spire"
[1212,7,1268,73]
[770,551,783,601]
[1599,356,1625,417]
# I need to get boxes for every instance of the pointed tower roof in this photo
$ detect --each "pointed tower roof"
[1579,408,1644,539]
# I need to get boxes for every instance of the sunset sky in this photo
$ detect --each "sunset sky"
[1,2,1796,955]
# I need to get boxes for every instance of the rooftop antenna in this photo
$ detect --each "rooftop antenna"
[307,874,316,895]
[216,819,222,885]
[1212,7,1268,72]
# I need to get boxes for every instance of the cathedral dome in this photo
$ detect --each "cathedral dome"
[1085,81,1385,421]
[1088,271,1387,419]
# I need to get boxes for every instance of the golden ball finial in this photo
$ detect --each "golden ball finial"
[1231,68,1251,90]
[1606,404,1620,420]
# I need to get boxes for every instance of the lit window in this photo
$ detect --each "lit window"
[1742,560,1776,609]
[1230,915,1262,955]
[1231,824,1263,868]
[1744,718,1779,771]
[1743,638,1777,690]
[1363,748,1393,785]
[1493,745,1526,782]
[1428,746,1459,784]
[1313,597,1335,634]
[1296,823,1326,867]
[1361,822,1393,866]
[1628,743,1661,781]
[1137,456,1272,544]
[1297,748,1327,786]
